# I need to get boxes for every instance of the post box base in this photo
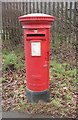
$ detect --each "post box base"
[26,89,50,103]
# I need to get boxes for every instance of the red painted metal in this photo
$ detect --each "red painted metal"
[19,13,54,92]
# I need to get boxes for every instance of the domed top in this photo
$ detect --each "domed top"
[19,13,53,17]
[19,13,54,23]
[18,13,54,28]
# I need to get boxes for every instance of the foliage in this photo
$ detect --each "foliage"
[2,41,76,118]
[51,98,62,108]
[50,59,76,81]
[3,48,25,71]
[3,52,17,70]
[2,59,76,117]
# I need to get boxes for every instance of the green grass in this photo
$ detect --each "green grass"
[51,98,62,108]
[3,47,25,71]
[3,53,17,65]
[2,50,76,117]
[50,59,76,81]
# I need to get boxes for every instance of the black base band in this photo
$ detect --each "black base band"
[26,89,50,103]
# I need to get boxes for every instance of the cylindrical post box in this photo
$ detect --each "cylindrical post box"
[19,13,54,102]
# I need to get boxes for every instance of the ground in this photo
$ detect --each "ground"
[2,42,77,118]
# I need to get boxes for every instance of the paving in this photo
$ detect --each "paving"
[2,111,52,118]
[0,95,2,120]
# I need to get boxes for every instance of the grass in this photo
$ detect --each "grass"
[2,45,76,117]
[12,59,76,116]
[3,47,25,71]
[51,98,62,108]
[50,59,76,82]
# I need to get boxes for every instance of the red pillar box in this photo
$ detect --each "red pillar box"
[19,13,54,102]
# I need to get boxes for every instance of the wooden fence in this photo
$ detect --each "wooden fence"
[2,1,77,49]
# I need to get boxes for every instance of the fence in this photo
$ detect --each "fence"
[2,1,77,50]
